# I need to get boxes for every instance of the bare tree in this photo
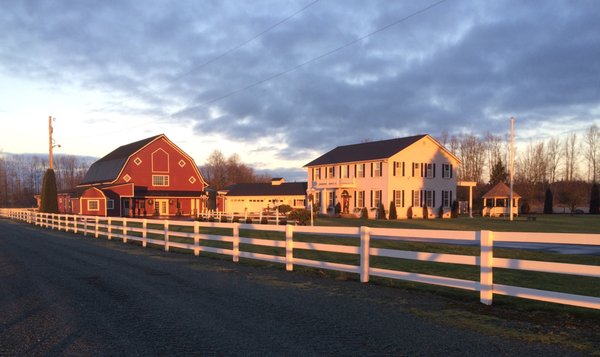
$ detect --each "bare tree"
[545,137,561,183]
[563,133,578,181]
[200,150,269,190]
[584,124,599,182]
[454,134,486,183]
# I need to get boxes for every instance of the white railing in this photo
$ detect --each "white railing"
[1,208,599,310]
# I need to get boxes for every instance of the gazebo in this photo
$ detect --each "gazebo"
[482,182,521,217]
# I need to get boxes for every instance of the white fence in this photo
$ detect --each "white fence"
[1,208,599,310]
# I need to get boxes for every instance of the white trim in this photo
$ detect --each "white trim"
[88,199,100,211]
[107,199,115,210]
[151,148,170,173]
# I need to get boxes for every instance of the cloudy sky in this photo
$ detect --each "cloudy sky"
[1,0,598,180]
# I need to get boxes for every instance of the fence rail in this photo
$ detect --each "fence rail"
[1,208,599,310]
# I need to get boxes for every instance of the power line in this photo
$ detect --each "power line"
[177,0,448,113]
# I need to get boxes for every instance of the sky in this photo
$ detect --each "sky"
[1,0,599,181]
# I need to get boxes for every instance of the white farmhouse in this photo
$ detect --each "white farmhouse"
[304,134,460,219]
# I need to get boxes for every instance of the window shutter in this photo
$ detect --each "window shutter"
[402,190,405,207]
[354,164,357,178]
[392,190,396,205]
[433,164,436,178]
[421,190,424,206]
[371,162,374,177]
[450,191,453,207]
[354,193,356,207]
[421,163,424,177]
[433,191,436,207]
[412,163,415,177]
[411,190,414,206]
[393,162,396,176]
[450,164,453,178]
[402,162,405,176]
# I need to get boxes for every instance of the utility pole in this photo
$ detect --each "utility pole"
[509,117,515,221]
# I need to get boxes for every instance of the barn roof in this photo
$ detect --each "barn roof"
[79,134,162,185]
[221,182,307,197]
[482,182,522,198]
[304,135,427,167]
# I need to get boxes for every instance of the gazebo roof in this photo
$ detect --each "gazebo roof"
[482,182,521,199]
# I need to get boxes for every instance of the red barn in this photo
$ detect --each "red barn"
[73,134,208,217]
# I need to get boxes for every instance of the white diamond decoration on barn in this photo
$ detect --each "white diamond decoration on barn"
[179,159,186,167]
[189,176,196,184]
[123,174,131,182]
[134,157,142,166]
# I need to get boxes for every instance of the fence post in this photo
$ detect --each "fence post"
[164,220,170,252]
[107,217,112,240]
[285,224,294,271]
[193,221,200,256]
[479,230,494,305]
[74,215,78,234]
[51,213,56,230]
[360,226,370,283]
[142,219,147,247]
[83,217,88,236]
[95,216,99,238]
[232,223,239,262]
[123,218,128,243]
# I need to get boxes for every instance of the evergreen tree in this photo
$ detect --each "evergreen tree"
[451,201,459,218]
[388,201,397,219]
[377,203,387,220]
[489,159,508,185]
[40,169,58,213]
[543,188,554,214]
[590,184,600,214]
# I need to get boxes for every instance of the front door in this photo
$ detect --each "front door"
[123,200,130,217]
[155,199,169,216]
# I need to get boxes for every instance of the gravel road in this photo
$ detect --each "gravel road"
[0,219,582,356]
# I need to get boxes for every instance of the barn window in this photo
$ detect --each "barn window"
[179,159,186,167]
[152,175,170,187]
[88,200,99,211]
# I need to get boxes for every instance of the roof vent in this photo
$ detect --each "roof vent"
[271,178,285,186]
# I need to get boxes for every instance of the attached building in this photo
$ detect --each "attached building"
[217,178,307,214]
[304,134,460,219]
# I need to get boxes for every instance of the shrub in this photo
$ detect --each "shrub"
[245,218,253,224]
[260,217,268,224]
[590,184,600,214]
[377,203,386,220]
[544,188,554,214]
[360,207,368,219]
[388,201,397,220]
[521,200,530,214]
[208,217,215,222]
[220,216,228,223]
[277,204,292,215]
[438,205,444,219]
[279,219,287,225]
[334,202,342,215]
[423,206,429,220]
[451,201,459,218]
[232,217,240,223]
[40,169,58,213]
[289,209,311,225]
[407,206,413,219]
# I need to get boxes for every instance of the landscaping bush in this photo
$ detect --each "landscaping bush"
[360,207,368,219]
[260,217,268,224]
[277,204,292,215]
[388,201,397,220]
[279,219,287,225]
[407,206,413,219]
[521,200,530,215]
[451,201,459,218]
[288,209,311,225]
[208,217,215,222]
[544,188,554,214]
[232,217,240,223]
[245,218,253,224]
[423,206,429,220]
[40,169,58,213]
[438,205,444,218]
[334,202,341,216]
[220,216,228,223]
[377,203,386,220]
[590,184,600,214]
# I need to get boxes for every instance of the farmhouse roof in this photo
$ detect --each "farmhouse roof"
[221,182,307,196]
[482,182,522,198]
[304,135,429,167]
[79,134,163,185]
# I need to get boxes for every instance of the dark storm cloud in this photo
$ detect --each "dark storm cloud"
[1,0,598,161]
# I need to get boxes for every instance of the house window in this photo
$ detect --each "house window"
[88,200,99,211]
[152,175,169,187]
[294,199,305,207]
[315,168,321,180]
[394,190,402,206]
[374,190,381,207]
[328,166,335,178]
[425,190,433,207]
[107,199,114,210]
[442,164,452,178]
[442,191,450,207]
[314,192,320,207]
[394,161,400,176]
[426,164,433,178]
[413,190,420,207]
[413,163,419,177]
[357,191,365,207]
[357,164,365,178]
[328,191,334,208]
[374,162,382,177]
[341,165,350,178]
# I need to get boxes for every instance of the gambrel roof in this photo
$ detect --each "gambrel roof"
[304,134,457,167]
[221,182,308,197]
[80,135,162,185]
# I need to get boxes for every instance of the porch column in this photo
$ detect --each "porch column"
[129,197,133,217]
[321,189,328,214]
[468,186,473,218]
